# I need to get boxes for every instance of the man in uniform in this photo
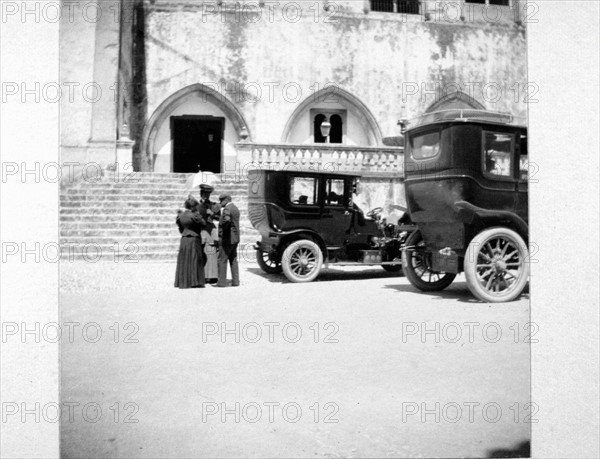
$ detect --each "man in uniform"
[197,184,220,225]
[216,193,240,287]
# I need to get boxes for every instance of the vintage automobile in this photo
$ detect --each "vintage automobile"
[400,109,529,302]
[247,169,414,282]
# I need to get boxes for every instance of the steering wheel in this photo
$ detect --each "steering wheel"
[366,207,384,219]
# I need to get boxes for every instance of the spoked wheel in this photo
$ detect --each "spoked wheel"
[256,248,282,274]
[281,240,323,283]
[402,230,456,291]
[464,227,529,303]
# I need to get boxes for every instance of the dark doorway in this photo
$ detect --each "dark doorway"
[171,116,224,173]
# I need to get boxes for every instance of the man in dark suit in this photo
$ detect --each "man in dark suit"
[216,193,240,287]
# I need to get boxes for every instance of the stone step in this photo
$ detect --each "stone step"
[60,211,251,221]
[60,200,249,209]
[60,231,259,243]
[61,186,249,196]
[61,226,259,236]
[60,209,250,218]
[59,170,259,260]
[62,180,250,189]
[61,215,251,226]
[59,239,260,260]
[79,173,252,185]
[60,194,250,202]
[61,221,183,229]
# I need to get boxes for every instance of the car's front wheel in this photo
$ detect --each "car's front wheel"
[256,248,282,274]
[402,230,456,291]
[281,239,323,283]
[464,227,529,303]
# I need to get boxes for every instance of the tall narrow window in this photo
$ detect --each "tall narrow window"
[313,114,326,143]
[518,133,528,180]
[329,114,343,143]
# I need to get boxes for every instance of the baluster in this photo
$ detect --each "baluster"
[347,151,354,168]
[276,147,285,170]
[267,147,275,167]
[356,152,363,168]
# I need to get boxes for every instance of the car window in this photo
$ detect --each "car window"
[289,177,318,205]
[483,131,513,178]
[325,179,345,206]
[519,133,528,180]
[411,130,441,159]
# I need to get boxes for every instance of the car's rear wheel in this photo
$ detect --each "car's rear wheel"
[402,230,456,291]
[256,248,282,274]
[464,227,529,303]
[281,240,323,283]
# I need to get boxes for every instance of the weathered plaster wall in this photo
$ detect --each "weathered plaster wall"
[141,1,526,167]
[60,0,122,169]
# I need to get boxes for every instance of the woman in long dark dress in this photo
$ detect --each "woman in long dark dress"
[174,197,207,288]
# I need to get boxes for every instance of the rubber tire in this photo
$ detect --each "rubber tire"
[256,249,282,274]
[381,264,403,273]
[464,227,529,303]
[402,230,457,291]
[281,239,323,283]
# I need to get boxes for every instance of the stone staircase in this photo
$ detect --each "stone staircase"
[60,172,261,261]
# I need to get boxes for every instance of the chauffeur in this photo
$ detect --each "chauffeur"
[216,193,240,287]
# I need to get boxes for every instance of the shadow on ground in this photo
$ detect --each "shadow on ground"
[246,266,404,283]
[385,281,531,304]
[487,440,530,458]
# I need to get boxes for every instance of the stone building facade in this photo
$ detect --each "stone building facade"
[60,0,527,195]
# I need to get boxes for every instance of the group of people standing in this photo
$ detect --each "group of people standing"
[174,184,240,289]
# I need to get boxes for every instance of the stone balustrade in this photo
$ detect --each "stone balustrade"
[235,142,404,178]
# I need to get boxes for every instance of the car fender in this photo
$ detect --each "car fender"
[276,229,328,258]
[455,200,528,242]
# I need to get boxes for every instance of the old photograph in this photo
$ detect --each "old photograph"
[1,0,599,458]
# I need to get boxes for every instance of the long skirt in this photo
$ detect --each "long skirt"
[174,236,206,288]
[202,228,219,280]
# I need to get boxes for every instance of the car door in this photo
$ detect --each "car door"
[515,130,529,223]
[478,129,518,212]
[319,177,352,247]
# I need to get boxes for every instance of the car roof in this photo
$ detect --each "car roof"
[405,109,528,132]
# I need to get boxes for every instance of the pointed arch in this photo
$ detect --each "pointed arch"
[281,86,383,146]
[425,91,485,113]
[141,83,252,170]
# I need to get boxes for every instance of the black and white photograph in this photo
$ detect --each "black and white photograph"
[0,1,598,458]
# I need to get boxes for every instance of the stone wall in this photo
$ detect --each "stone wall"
[138,0,527,169]
[60,0,125,178]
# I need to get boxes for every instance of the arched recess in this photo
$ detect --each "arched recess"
[141,83,252,171]
[281,86,383,146]
[425,91,485,113]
